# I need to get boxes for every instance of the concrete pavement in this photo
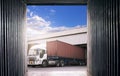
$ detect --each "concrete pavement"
[28,66,87,76]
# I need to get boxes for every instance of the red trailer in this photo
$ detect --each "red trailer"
[47,40,85,66]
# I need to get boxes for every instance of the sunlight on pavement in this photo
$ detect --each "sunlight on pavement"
[28,71,87,76]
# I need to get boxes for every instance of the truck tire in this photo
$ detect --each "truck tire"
[42,60,48,67]
[56,62,60,67]
[31,65,36,67]
[60,60,64,67]
[79,62,82,66]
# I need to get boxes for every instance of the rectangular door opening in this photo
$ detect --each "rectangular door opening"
[26,5,87,76]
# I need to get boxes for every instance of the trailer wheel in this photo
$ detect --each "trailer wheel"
[79,62,84,66]
[42,60,48,67]
[60,60,64,67]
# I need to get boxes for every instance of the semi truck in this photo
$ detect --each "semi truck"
[27,40,85,67]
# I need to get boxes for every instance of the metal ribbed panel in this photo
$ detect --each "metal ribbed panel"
[0,0,26,76]
[88,0,119,76]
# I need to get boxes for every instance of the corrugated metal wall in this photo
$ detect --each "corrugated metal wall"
[88,0,119,76]
[0,0,26,76]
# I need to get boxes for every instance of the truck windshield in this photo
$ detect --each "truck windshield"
[28,49,41,56]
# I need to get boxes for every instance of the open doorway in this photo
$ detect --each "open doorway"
[26,5,87,76]
[1,0,119,76]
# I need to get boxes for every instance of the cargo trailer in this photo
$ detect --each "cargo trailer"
[27,40,85,67]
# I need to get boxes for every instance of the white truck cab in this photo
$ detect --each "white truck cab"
[27,44,48,67]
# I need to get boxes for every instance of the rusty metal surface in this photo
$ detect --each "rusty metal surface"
[87,0,120,76]
[0,0,26,76]
[47,40,85,59]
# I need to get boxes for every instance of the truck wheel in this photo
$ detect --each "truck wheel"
[79,62,82,66]
[42,60,48,67]
[31,65,35,67]
[56,62,60,67]
[60,60,64,67]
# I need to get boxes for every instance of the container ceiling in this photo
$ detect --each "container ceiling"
[26,0,88,5]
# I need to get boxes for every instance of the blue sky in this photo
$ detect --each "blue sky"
[27,5,87,37]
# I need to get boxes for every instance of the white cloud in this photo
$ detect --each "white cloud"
[39,26,69,33]
[27,8,30,13]
[49,9,56,15]
[30,12,33,17]
[27,28,47,37]
[27,15,51,29]
[27,9,86,37]
[27,26,70,38]
[74,25,87,28]
[50,9,56,13]
[47,26,69,32]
